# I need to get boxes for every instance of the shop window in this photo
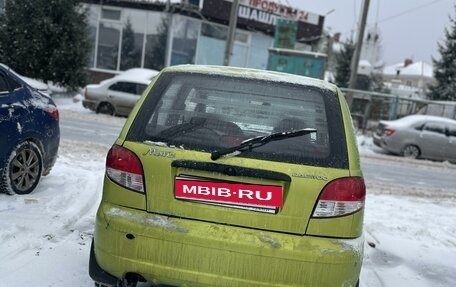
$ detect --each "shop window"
[196,23,251,67]
[96,21,121,70]
[102,8,121,21]
[120,10,146,71]
[196,22,227,65]
[235,32,249,44]
[201,22,227,40]
[231,44,248,67]
[246,32,273,70]
[86,4,99,68]
[170,15,200,65]
[144,13,169,70]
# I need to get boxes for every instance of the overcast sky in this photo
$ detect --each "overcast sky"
[286,0,455,66]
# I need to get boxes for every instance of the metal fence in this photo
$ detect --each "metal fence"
[340,88,456,133]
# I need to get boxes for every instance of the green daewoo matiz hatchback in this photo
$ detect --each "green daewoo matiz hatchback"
[89,65,365,287]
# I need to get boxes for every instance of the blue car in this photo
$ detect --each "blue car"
[0,64,60,194]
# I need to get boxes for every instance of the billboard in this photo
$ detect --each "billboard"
[201,0,324,40]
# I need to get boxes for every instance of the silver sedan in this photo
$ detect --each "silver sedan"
[373,115,456,162]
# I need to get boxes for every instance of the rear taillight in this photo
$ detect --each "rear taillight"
[46,106,59,121]
[106,145,144,193]
[312,177,365,217]
[384,128,395,136]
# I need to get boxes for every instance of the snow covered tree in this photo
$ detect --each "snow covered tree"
[0,0,89,91]
[335,41,355,88]
[427,8,456,101]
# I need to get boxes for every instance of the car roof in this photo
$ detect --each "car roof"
[95,69,159,86]
[390,114,456,125]
[162,65,338,93]
[115,68,159,82]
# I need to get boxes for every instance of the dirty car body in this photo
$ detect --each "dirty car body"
[89,65,365,287]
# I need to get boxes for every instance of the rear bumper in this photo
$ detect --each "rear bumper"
[372,134,384,148]
[89,239,119,286]
[42,123,60,175]
[91,202,363,287]
[372,134,403,155]
[82,99,98,112]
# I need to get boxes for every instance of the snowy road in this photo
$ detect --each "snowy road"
[361,155,456,190]
[60,117,121,145]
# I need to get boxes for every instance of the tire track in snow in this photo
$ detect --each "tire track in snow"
[0,139,107,277]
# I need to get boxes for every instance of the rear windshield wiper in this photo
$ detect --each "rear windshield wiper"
[211,128,317,160]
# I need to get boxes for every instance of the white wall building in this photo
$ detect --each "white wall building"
[383,60,435,98]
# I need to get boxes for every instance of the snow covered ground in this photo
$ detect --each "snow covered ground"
[1,97,455,287]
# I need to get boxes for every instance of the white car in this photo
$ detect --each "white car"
[82,68,159,116]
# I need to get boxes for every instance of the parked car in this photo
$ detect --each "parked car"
[0,64,60,195]
[82,68,159,116]
[89,65,365,287]
[373,115,456,162]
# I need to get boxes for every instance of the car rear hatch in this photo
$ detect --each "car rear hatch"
[119,70,361,235]
[121,141,353,234]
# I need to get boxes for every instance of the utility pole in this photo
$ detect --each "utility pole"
[223,0,240,66]
[346,0,370,107]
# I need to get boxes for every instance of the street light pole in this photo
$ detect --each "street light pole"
[224,0,240,66]
[347,0,370,107]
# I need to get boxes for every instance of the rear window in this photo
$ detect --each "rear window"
[127,72,348,168]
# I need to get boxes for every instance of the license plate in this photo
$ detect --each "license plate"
[174,176,283,211]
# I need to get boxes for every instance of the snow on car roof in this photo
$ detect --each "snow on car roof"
[94,68,159,86]
[115,68,159,81]
[0,63,51,93]
[163,65,338,93]
[383,114,456,126]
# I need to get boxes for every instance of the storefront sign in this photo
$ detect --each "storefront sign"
[239,0,319,25]
[201,0,324,40]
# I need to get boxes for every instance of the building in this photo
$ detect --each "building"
[383,59,435,98]
[82,0,325,83]
[360,26,383,69]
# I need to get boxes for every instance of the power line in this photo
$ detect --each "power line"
[340,0,447,38]
[377,0,445,24]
